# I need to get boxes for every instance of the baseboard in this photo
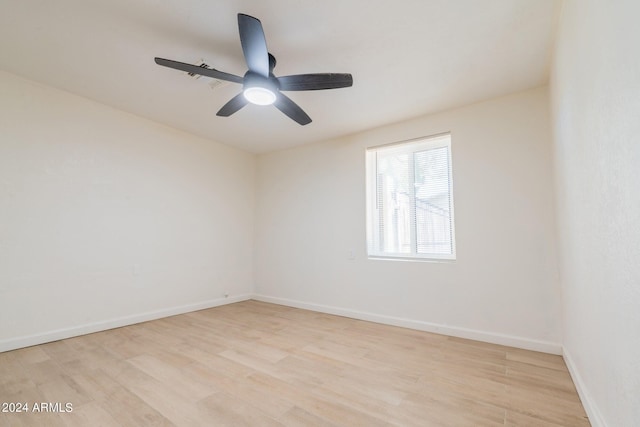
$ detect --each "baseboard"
[251,294,562,355]
[563,347,607,427]
[1,293,562,356]
[0,294,252,353]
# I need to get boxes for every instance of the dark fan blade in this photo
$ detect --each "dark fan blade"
[216,93,249,117]
[155,58,243,84]
[274,93,312,125]
[238,14,269,77]
[278,73,353,91]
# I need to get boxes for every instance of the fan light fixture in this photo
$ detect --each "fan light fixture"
[243,86,276,105]
[154,13,353,125]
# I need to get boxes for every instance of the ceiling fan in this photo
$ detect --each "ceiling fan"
[155,13,353,125]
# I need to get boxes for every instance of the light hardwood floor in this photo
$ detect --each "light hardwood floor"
[0,300,589,426]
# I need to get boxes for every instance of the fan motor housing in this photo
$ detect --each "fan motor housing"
[243,71,280,93]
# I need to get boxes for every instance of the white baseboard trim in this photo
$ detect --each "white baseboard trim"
[563,347,606,427]
[0,294,251,353]
[251,294,562,355]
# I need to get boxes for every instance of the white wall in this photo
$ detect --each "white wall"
[255,87,561,352]
[0,71,255,351]
[551,1,640,426]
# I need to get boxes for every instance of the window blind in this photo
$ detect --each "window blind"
[366,134,455,260]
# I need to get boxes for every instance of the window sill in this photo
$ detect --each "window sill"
[367,255,456,263]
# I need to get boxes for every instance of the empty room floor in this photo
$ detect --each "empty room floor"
[0,301,589,426]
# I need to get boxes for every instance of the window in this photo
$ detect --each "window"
[366,133,456,260]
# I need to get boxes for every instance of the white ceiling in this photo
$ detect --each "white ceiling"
[0,0,559,153]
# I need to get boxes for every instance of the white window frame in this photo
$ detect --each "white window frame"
[366,133,456,261]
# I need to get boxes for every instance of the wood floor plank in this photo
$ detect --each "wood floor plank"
[61,401,121,427]
[11,347,51,366]
[126,353,218,401]
[112,363,211,426]
[96,386,175,426]
[0,301,590,426]
[278,406,339,427]
[198,392,284,427]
